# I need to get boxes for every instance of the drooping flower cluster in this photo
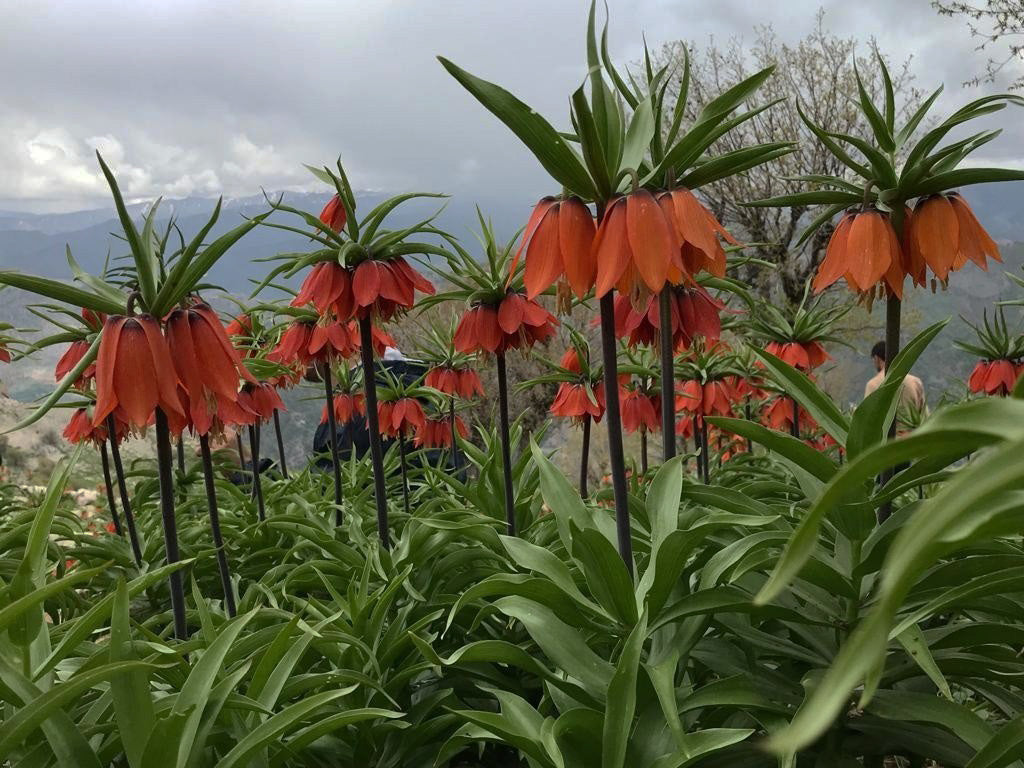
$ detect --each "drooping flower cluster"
[815,194,1000,298]
[425,366,484,398]
[454,293,557,355]
[968,359,1021,397]
[377,397,427,438]
[320,392,366,425]
[765,341,829,372]
[620,386,660,434]
[514,186,735,305]
[292,258,435,323]
[415,414,469,449]
[612,285,723,349]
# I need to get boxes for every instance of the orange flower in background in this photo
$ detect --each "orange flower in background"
[378,397,427,437]
[909,193,1001,281]
[225,314,252,338]
[727,375,767,401]
[82,308,106,329]
[425,366,484,398]
[454,294,557,355]
[550,382,603,423]
[675,414,695,438]
[612,285,722,349]
[64,408,101,445]
[165,303,256,435]
[594,190,681,298]
[513,196,596,300]
[64,409,128,445]
[308,320,359,360]
[93,315,184,430]
[621,389,660,434]
[320,392,365,425]
[675,378,737,419]
[656,188,735,279]
[968,359,1020,396]
[762,395,816,433]
[270,320,316,366]
[237,382,285,424]
[560,347,583,374]
[354,321,396,357]
[272,319,367,366]
[765,341,829,371]
[351,258,434,321]
[320,194,347,232]
[415,415,469,448]
[0,344,9,363]
[55,339,96,386]
[293,263,355,319]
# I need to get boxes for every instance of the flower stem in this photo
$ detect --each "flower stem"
[199,434,236,617]
[176,438,185,475]
[579,414,591,499]
[273,409,288,479]
[398,429,411,516]
[99,440,123,537]
[790,396,800,439]
[450,397,461,473]
[495,351,516,536]
[248,424,265,522]
[744,399,754,453]
[598,292,633,577]
[878,295,902,523]
[640,429,648,475]
[698,415,710,485]
[358,315,390,548]
[322,363,343,525]
[106,416,142,567]
[658,288,676,461]
[154,408,187,641]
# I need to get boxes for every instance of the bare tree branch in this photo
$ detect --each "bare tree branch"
[652,9,919,305]
[933,0,1024,88]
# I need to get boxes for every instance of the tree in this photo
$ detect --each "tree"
[654,10,918,305]
[934,0,1024,89]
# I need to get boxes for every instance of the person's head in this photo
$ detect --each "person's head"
[871,340,886,372]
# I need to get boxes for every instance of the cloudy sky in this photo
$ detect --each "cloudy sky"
[0,0,1017,213]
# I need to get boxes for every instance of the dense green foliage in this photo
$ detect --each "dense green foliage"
[2,327,1024,767]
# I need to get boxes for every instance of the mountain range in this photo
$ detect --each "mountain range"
[0,182,1022,412]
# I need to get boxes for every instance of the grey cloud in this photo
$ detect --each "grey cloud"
[0,0,1018,212]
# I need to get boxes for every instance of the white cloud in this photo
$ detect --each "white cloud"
[0,0,1022,212]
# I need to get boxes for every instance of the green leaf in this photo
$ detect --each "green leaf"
[911,167,1024,197]
[854,63,895,153]
[0,271,124,315]
[602,612,647,768]
[750,348,849,443]
[846,320,947,459]
[707,417,836,483]
[0,659,156,758]
[742,190,861,208]
[110,579,155,768]
[495,596,614,700]
[95,152,157,308]
[620,97,654,173]
[571,523,638,626]
[171,611,256,768]
[439,57,595,197]
[0,658,103,767]
[214,690,353,768]
[646,456,683,552]
[896,624,952,700]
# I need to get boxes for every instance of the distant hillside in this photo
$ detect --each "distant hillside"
[0,182,1022,470]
